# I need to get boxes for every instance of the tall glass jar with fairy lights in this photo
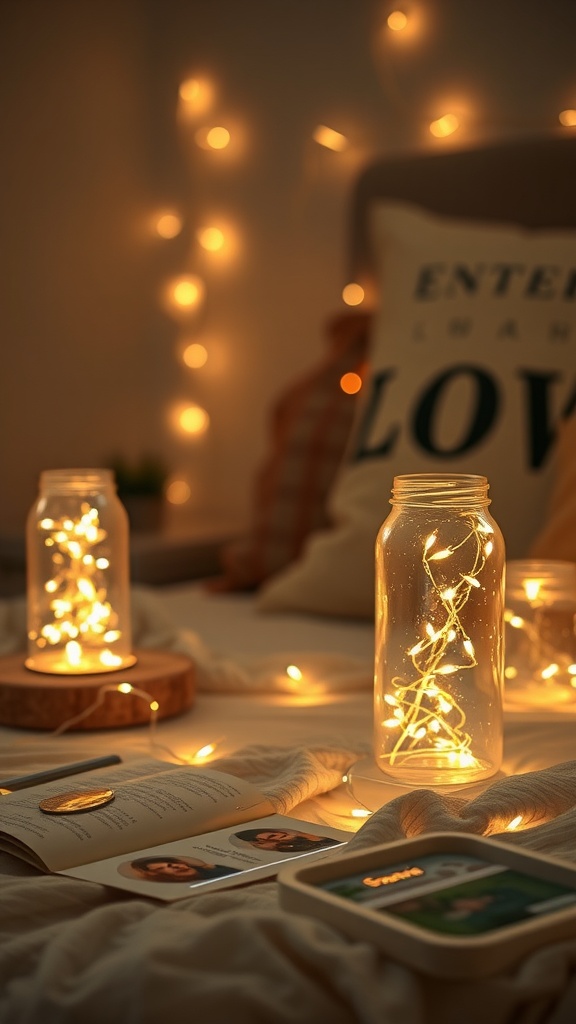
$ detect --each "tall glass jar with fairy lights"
[374,473,505,787]
[26,469,136,675]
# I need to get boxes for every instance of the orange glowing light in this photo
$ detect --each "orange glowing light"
[168,275,205,311]
[286,664,303,681]
[559,109,576,127]
[506,815,523,831]
[194,743,217,759]
[197,226,225,251]
[429,113,460,138]
[178,77,214,114]
[387,10,408,31]
[179,404,209,435]
[166,479,191,505]
[196,126,231,150]
[313,125,348,152]
[342,282,365,306]
[155,212,183,239]
[340,372,363,395]
[182,342,208,368]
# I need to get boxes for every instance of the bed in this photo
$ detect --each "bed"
[1,133,576,1024]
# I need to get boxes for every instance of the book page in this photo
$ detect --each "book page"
[0,759,273,872]
[62,814,350,900]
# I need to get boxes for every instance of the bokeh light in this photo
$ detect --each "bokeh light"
[340,372,363,395]
[166,479,192,505]
[178,404,210,435]
[196,126,231,150]
[197,226,225,251]
[342,282,365,306]
[155,212,183,239]
[429,113,460,137]
[182,342,208,368]
[313,125,348,151]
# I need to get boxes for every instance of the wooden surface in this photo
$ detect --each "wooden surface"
[0,649,195,730]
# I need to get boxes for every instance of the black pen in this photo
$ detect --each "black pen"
[0,754,122,794]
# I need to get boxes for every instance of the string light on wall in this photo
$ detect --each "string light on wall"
[196,220,240,266]
[195,125,231,150]
[154,211,183,239]
[182,341,209,369]
[559,109,576,127]
[197,226,226,251]
[340,372,363,395]
[382,3,424,42]
[342,282,365,306]
[166,478,192,506]
[387,10,408,32]
[178,77,215,118]
[175,403,210,437]
[313,125,349,151]
[429,113,460,138]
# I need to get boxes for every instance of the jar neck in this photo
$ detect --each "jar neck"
[390,473,490,508]
[39,468,116,494]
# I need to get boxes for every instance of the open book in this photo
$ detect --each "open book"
[0,757,350,901]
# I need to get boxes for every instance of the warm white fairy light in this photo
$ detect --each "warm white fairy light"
[504,568,576,695]
[429,113,459,137]
[387,10,408,32]
[506,814,523,831]
[182,342,208,368]
[286,664,303,681]
[195,125,231,150]
[167,274,206,311]
[381,520,495,773]
[194,742,217,760]
[340,372,362,395]
[313,125,348,151]
[26,505,136,675]
[49,681,157,735]
[177,403,210,436]
[166,479,192,505]
[155,212,183,239]
[197,226,225,251]
[342,282,365,306]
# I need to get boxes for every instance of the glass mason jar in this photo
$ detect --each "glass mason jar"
[374,474,505,786]
[504,560,576,707]
[26,468,136,675]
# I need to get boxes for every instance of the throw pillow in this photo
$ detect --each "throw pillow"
[217,312,370,589]
[528,412,576,562]
[258,201,576,618]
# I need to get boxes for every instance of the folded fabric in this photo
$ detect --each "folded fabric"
[3,756,576,1024]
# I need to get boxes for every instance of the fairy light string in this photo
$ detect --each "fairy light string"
[28,502,134,674]
[382,516,495,771]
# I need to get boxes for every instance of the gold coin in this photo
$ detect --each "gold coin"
[39,788,115,814]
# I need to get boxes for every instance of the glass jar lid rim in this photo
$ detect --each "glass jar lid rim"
[39,468,115,489]
[391,473,491,506]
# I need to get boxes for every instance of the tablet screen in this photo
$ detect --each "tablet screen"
[318,852,576,936]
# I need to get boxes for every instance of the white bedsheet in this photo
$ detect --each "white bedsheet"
[2,582,576,1023]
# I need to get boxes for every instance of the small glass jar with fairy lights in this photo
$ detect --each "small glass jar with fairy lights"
[504,560,576,707]
[26,468,136,675]
[374,473,505,787]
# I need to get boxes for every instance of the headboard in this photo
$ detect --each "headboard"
[348,133,576,289]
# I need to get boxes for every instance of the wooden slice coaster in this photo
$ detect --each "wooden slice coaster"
[0,649,195,730]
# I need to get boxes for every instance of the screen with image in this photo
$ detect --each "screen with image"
[318,853,576,936]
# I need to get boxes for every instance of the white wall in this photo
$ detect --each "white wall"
[1,0,575,532]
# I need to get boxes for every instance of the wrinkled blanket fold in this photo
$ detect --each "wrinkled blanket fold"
[3,750,576,1023]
